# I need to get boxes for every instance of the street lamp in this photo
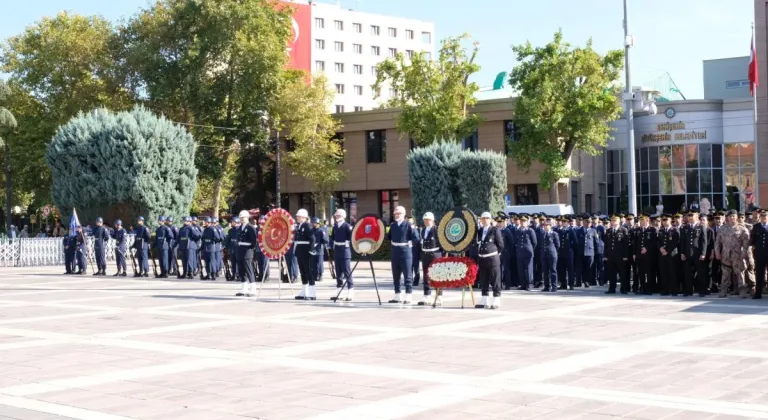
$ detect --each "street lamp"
[259,112,281,208]
[623,0,637,216]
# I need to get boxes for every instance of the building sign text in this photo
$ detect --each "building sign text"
[641,121,707,143]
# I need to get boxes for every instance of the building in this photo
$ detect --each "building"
[754,0,768,206]
[281,0,435,113]
[703,56,751,100]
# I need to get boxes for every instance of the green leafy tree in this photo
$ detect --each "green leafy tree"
[45,106,197,226]
[508,30,624,203]
[276,72,344,216]
[0,80,18,232]
[455,150,508,216]
[373,34,481,145]
[120,0,293,216]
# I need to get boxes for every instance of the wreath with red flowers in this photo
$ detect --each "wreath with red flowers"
[258,208,295,259]
[427,256,478,289]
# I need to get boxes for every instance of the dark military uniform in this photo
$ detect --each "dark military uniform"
[419,223,443,304]
[133,218,151,277]
[515,219,537,290]
[557,220,577,289]
[604,220,630,294]
[294,219,316,300]
[576,223,598,288]
[92,219,110,275]
[681,218,708,296]
[751,219,768,299]
[111,223,128,276]
[475,222,504,309]
[541,225,560,292]
[633,220,658,295]
[658,218,680,296]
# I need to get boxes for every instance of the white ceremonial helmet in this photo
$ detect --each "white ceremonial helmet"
[334,209,346,219]
[423,212,435,220]
[296,208,309,218]
[238,210,250,221]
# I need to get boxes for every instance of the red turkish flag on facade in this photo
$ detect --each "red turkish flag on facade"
[750,35,759,97]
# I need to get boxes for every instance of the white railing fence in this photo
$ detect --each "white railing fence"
[0,235,136,267]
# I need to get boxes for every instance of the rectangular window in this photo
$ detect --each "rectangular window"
[405,29,414,39]
[353,23,362,33]
[371,66,377,76]
[405,50,414,59]
[334,41,344,52]
[353,106,363,112]
[335,105,345,113]
[571,181,579,213]
[388,88,397,98]
[353,64,363,74]
[315,39,325,49]
[335,84,345,94]
[366,130,387,163]
[315,60,325,71]
[354,85,363,95]
[371,46,380,56]
[298,193,317,217]
[515,184,539,205]
[334,62,344,73]
[421,31,431,43]
[334,20,343,30]
[353,43,362,54]
[371,25,380,36]
[585,194,593,214]
[388,27,397,37]
[725,79,750,89]
[379,190,399,222]
[388,47,397,57]
[335,192,358,221]
[503,120,521,155]
[461,130,478,152]
[598,183,607,213]
[315,18,324,28]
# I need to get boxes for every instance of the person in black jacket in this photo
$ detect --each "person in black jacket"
[657,214,680,296]
[604,214,630,294]
[418,212,443,306]
[92,217,110,276]
[633,214,658,295]
[751,210,768,299]
[474,212,505,309]
[541,218,560,292]
[235,210,258,297]
[681,211,708,297]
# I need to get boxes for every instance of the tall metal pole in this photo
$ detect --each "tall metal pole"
[753,22,760,209]
[623,0,637,215]
[275,130,281,208]
[4,141,11,233]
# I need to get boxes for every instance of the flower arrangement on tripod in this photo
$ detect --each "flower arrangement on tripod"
[427,256,478,289]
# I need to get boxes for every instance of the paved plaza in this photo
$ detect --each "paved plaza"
[2,264,768,419]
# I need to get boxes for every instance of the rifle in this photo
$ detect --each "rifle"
[223,248,232,280]
[129,247,138,275]
[198,249,208,279]
[150,248,159,277]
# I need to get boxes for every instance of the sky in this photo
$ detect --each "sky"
[0,0,755,99]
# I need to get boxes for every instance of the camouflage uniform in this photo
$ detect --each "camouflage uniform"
[715,223,750,298]
[741,221,756,291]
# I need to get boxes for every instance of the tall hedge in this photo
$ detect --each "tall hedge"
[45,106,197,227]
[408,142,507,222]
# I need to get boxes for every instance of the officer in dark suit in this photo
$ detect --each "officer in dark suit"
[474,212,504,309]
[311,217,328,282]
[418,212,443,306]
[634,214,658,295]
[111,219,127,276]
[154,216,171,278]
[533,215,545,288]
[294,209,316,300]
[657,214,680,296]
[515,215,537,290]
[541,218,560,292]
[506,213,519,288]
[604,214,630,294]
[235,210,258,296]
[387,206,417,304]
[751,210,768,299]
[576,217,598,288]
[331,209,354,301]
[496,212,513,290]
[166,217,179,276]
[63,234,75,274]
[224,217,240,280]
[680,211,708,296]
[133,216,151,277]
[557,216,577,290]
[90,217,109,276]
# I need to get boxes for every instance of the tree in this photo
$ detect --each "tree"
[373,34,481,145]
[455,150,507,216]
[120,0,294,217]
[0,80,18,232]
[45,106,198,226]
[508,30,624,203]
[275,72,344,216]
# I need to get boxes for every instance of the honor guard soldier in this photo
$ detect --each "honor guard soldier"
[604,214,630,294]
[133,216,151,277]
[92,217,109,276]
[73,225,87,274]
[154,216,171,278]
[533,215,545,288]
[634,214,658,295]
[576,216,598,288]
[202,217,222,280]
[285,219,300,283]
[557,216,577,290]
[166,217,179,276]
[293,209,317,300]
[624,214,639,292]
[191,216,202,275]
[408,216,422,287]
[63,234,75,274]
[657,214,680,296]
[310,217,328,283]
[212,218,224,277]
[497,212,514,290]
[504,213,519,289]
[681,211,709,297]
[541,218,560,292]
[176,217,200,279]
[331,209,354,301]
[235,210,258,296]
[715,210,751,298]
[111,220,128,276]
[474,212,504,309]
[751,209,768,299]
[515,214,537,290]
[418,212,443,306]
[254,215,270,282]
[387,206,416,304]
[225,217,240,280]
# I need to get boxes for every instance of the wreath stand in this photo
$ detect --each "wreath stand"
[256,255,294,299]
[333,253,382,305]
[431,285,476,308]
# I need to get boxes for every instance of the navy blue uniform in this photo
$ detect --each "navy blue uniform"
[312,225,328,281]
[294,221,315,286]
[419,225,443,297]
[411,225,422,287]
[133,225,151,276]
[74,232,87,273]
[533,223,545,286]
[541,229,560,291]
[154,225,171,277]
[285,223,299,281]
[576,226,598,287]
[752,223,768,298]
[476,225,504,299]
[111,227,128,275]
[202,225,223,279]
[92,225,110,274]
[254,224,270,281]
[557,226,577,288]
[236,224,258,283]
[634,225,659,294]
[176,224,200,278]
[168,224,179,275]
[515,225,537,289]
[332,222,354,290]
[225,227,239,280]
[214,224,224,276]
[594,223,606,285]
[63,236,75,274]
[604,226,630,293]
[501,225,516,289]
[387,220,416,297]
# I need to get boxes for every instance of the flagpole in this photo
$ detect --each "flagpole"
[753,22,760,209]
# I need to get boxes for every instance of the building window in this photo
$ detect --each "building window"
[334,41,344,52]
[371,46,380,56]
[315,39,325,49]
[315,60,325,71]
[353,64,363,74]
[388,47,397,57]
[515,185,539,205]
[298,193,317,217]
[724,143,754,212]
[366,130,386,163]
[334,20,343,31]
[354,85,363,95]
[461,130,478,152]
[423,52,432,60]
[405,29,414,39]
[315,18,324,28]
[353,43,362,54]
[371,66,377,76]
[335,84,345,94]
[388,88,397,98]
[371,25,380,36]
[503,120,522,155]
[571,181,579,213]
[354,106,363,112]
[421,31,431,43]
[598,183,607,213]
[335,105,345,113]
[406,50,414,59]
[379,190,399,222]
[332,132,344,164]
[353,23,362,33]
[725,79,750,89]
[585,194,593,214]
[335,192,358,222]
[388,27,397,37]
[606,150,627,214]
[334,62,344,73]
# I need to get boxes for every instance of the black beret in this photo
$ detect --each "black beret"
[726,209,737,216]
